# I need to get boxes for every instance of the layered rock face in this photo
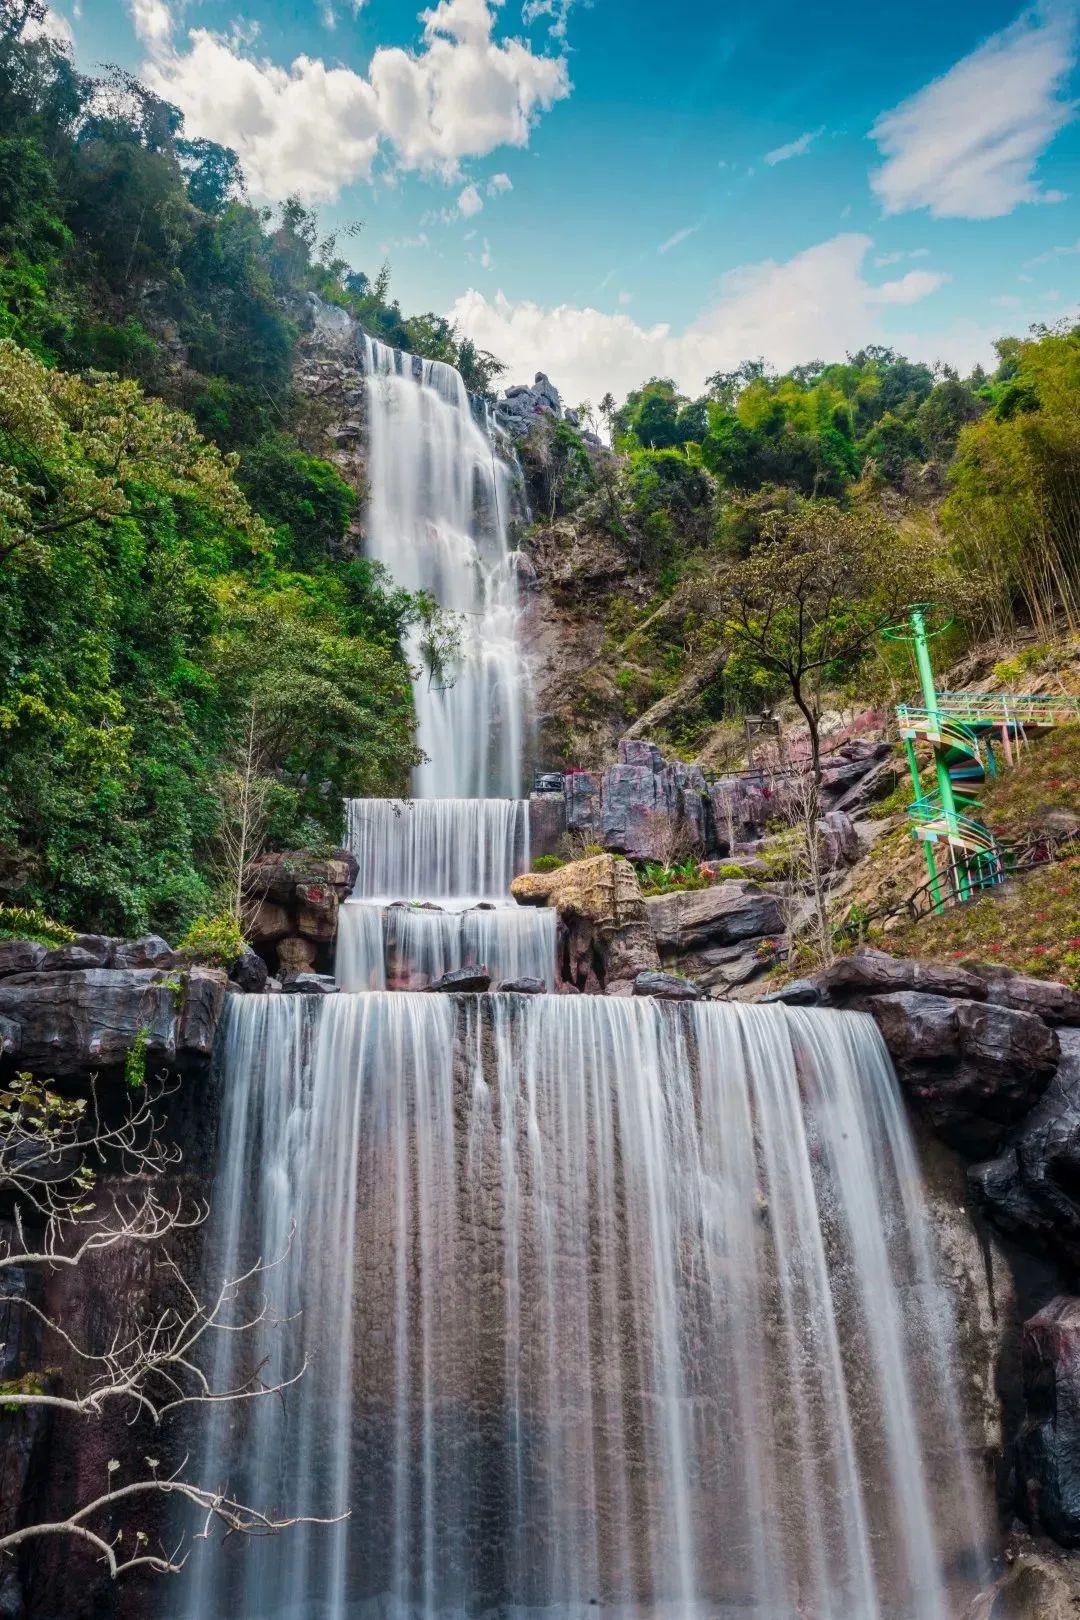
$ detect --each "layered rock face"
[645,881,783,993]
[0,935,225,1078]
[243,848,359,979]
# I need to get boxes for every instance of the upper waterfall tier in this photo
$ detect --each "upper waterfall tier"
[361,333,530,801]
[180,993,988,1620]
[345,797,530,901]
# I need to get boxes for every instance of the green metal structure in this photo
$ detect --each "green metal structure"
[886,606,1080,913]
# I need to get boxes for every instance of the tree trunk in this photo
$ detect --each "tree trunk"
[622,642,728,742]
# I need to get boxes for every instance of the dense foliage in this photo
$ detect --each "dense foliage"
[0,9,467,935]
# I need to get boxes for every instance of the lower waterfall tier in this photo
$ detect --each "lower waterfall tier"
[178,993,989,1620]
[336,900,557,990]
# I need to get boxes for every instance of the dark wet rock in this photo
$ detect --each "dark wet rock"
[42,934,112,971]
[967,1552,1079,1619]
[632,970,703,1002]
[110,933,180,970]
[427,967,492,993]
[861,991,1059,1156]
[760,978,824,1006]
[234,946,270,994]
[498,976,546,994]
[0,966,226,1077]
[0,941,44,978]
[970,1032,1080,1267]
[0,1017,19,1058]
[1017,1296,1080,1546]
[970,965,1080,1027]
[281,973,339,995]
[822,947,988,1002]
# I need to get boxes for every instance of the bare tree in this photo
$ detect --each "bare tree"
[213,693,273,922]
[770,768,836,971]
[638,807,700,868]
[0,1072,337,1584]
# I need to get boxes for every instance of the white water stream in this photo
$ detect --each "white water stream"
[180,993,987,1619]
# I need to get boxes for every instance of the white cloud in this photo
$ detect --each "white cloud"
[658,221,701,254]
[129,0,171,45]
[451,233,953,406]
[870,6,1077,218]
[24,3,74,44]
[140,0,570,201]
[458,182,484,216]
[763,125,824,166]
[867,268,950,304]
[480,237,493,269]
[522,0,576,39]
[617,289,632,306]
[487,171,513,193]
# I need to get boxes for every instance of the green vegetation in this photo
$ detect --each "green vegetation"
[178,911,247,970]
[0,903,74,946]
[124,1024,150,1090]
[0,8,478,938]
[531,854,566,873]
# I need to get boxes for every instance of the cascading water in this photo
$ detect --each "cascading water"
[359,333,528,802]
[181,992,988,1620]
[340,334,543,985]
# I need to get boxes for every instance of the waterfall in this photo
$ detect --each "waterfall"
[337,901,557,991]
[345,798,531,903]
[360,334,529,801]
[180,992,987,1620]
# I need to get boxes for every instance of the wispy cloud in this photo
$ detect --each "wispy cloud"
[867,268,950,305]
[763,125,824,166]
[870,5,1077,219]
[1024,235,1080,266]
[658,220,702,254]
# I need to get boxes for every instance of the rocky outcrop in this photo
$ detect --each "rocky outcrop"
[632,970,703,1001]
[0,964,227,1079]
[511,853,660,993]
[564,738,883,865]
[971,1033,1080,1270]
[645,881,783,995]
[1017,1297,1080,1546]
[244,849,358,978]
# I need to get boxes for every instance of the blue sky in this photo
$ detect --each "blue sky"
[47,0,1080,405]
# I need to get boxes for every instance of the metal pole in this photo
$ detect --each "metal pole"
[905,733,943,911]
[910,608,969,901]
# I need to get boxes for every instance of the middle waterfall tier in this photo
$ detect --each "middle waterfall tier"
[346,797,530,902]
[337,901,557,990]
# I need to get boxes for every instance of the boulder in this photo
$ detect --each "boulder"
[970,1031,1080,1268]
[759,978,824,1007]
[234,946,269,995]
[427,967,492,993]
[646,882,782,952]
[632,970,703,1002]
[41,934,112,971]
[245,899,292,947]
[276,935,317,976]
[0,966,226,1077]
[1017,1297,1080,1545]
[511,854,659,993]
[498,976,546,994]
[244,849,358,907]
[110,934,180,970]
[281,973,339,995]
[822,947,988,1002]
[861,991,1059,1156]
[971,965,1080,1028]
[0,941,45,978]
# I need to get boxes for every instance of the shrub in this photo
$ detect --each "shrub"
[0,905,75,947]
[178,911,246,971]
[531,854,566,873]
